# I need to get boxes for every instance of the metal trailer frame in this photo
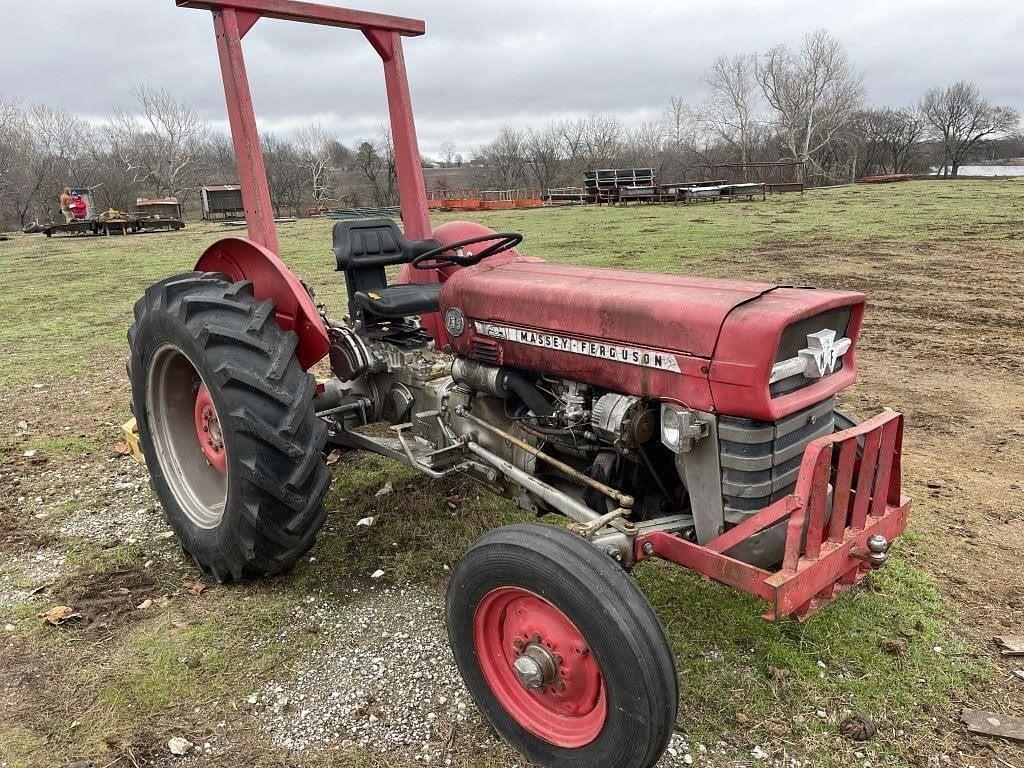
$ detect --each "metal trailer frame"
[177,0,909,622]
[713,162,805,194]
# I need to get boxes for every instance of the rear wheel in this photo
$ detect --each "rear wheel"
[447,524,677,768]
[128,273,330,581]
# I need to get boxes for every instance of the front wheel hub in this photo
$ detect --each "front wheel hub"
[514,643,558,689]
[474,586,606,748]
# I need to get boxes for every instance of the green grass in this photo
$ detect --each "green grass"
[2,179,1018,767]
[2,179,1020,389]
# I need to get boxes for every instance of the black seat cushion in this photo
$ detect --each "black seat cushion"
[333,218,439,271]
[353,283,442,319]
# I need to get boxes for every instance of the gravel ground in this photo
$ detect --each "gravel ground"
[55,457,162,545]
[256,584,507,764]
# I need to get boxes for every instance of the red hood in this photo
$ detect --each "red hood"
[443,256,775,358]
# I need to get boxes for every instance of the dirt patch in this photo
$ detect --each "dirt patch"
[0,502,55,551]
[52,566,162,635]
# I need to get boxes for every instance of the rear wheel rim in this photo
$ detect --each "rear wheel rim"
[146,344,227,529]
[473,586,607,748]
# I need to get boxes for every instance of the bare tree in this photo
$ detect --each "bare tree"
[0,94,23,204]
[757,30,864,181]
[295,122,335,209]
[660,96,717,176]
[579,114,625,169]
[622,121,666,175]
[920,81,1020,177]
[438,140,457,168]
[107,85,208,202]
[524,124,565,190]
[858,107,926,175]
[261,132,306,215]
[5,103,89,226]
[703,54,763,164]
[472,126,529,189]
[352,130,397,206]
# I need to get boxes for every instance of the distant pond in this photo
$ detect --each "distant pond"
[933,165,1024,177]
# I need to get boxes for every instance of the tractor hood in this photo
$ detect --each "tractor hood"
[442,257,774,358]
[440,255,866,421]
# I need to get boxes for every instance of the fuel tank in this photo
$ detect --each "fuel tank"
[439,254,865,421]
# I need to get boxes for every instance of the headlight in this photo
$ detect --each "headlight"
[660,405,683,451]
[660,404,708,454]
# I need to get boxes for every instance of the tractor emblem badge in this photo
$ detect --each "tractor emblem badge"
[770,328,852,383]
[445,307,466,336]
[799,329,852,379]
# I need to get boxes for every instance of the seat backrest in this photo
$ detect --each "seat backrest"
[333,219,410,271]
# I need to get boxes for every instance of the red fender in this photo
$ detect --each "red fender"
[195,237,330,370]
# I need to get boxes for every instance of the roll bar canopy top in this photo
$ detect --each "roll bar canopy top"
[178,0,432,252]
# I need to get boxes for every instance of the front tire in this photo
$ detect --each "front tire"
[447,524,678,768]
[128,273,330,581]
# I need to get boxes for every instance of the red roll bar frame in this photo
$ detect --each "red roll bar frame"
[177,0,432,251]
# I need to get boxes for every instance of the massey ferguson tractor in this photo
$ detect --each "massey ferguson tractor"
[128,3,911,767]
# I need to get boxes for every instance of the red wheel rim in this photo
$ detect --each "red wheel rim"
[473,586,607,748]
[193,384,227,475]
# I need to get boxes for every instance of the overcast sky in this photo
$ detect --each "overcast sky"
[3,1,1022,156]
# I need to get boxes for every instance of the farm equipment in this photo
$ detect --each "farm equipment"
[127,3,911,767]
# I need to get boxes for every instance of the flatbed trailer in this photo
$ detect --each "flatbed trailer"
[41,220,99,237]
[39,214,185,237]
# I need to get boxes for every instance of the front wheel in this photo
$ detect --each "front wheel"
[446,524,678,768]
[128,273,330,581]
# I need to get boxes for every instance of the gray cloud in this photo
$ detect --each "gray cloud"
[3,0,1021,155]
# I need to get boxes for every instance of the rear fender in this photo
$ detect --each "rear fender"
[195,237,329,369]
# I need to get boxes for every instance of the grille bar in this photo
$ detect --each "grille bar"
[718,396,836,521]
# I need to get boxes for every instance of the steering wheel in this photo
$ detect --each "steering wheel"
[411,232,523,269]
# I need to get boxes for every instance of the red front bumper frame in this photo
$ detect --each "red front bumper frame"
[636,411,910,621]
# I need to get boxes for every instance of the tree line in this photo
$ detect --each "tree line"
[0,85,401,230]
[471,31,1021,191]
[1,30,1019,230]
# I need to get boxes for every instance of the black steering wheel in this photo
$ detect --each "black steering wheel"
[411,232,523,269]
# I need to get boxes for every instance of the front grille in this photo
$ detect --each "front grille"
[771,308,852,397]
[471,337,503,365]
[718,396,836,525]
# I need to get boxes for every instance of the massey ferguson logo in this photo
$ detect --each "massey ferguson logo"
[770,329,852,384]
[474,322,682,373]
[801,329,852,378]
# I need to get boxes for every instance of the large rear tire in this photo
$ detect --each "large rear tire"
[128,273,330,581]
[446,524,677,768]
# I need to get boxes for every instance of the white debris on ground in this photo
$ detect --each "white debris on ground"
[254,584,716,767]
[0,545,66,618]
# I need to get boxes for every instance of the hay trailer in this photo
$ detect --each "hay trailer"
[125,3,912,767]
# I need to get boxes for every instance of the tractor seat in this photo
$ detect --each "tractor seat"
[333,218,439,271]
[353,283,442,319]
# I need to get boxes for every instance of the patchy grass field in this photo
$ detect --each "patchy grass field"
[1,180,1022,768]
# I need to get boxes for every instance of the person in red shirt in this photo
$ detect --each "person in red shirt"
[69,192,87,220]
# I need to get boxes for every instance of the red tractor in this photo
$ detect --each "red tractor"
[129,3,911,767]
